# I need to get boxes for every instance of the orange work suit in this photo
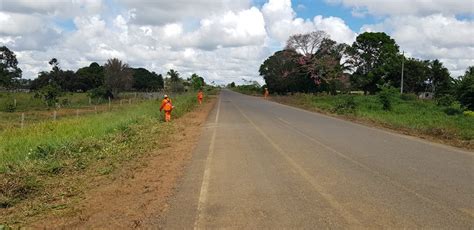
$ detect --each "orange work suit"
[197,91,203,105]
[159,98,173,122]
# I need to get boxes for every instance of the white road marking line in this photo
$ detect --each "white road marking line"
[233,102,362,226]
[194,96,221,229]
[275,116,474,219]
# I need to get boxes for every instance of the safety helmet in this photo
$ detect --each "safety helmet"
[164,94,168,98]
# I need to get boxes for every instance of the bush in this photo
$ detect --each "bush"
[2,102,16,112]
[443,107,463,116]
[36,84,63,107]
[333,95,357,114]
[463,110,474,117]
[436,95,455,107]
[400,93,417,101]
[378,87,398,111]
[88,86,113,99]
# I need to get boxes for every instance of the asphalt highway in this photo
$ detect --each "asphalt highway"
[162,89,473,229]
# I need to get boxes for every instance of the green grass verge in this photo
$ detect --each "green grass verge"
[272,93,474,148]
[0,92,202,221]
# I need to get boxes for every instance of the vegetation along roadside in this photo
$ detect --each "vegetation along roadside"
[0,89,218,226]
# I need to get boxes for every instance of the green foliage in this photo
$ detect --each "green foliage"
[189,73,205,90]
[443,107,463,116]
[400,93,417,101]
[436,94,455,107]
[0,46,22,89]
[259,50,317,94]
[333,95,357,114]
[88,86,113,99]
[37,84,63,107]
[132,68,164,91]
[463,110,474,117]
[104,58,133,97]
[350,32,400,94]
[378,87,399,111]
[455,66,474,110]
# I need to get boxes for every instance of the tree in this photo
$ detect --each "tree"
[402,58,430,94]
[455,66,474,110]
[167,69,185,92]
[189,73,205,90]
[286,31,329,56]
[0,46,22,89]
[429,59,453,97]
[349,32,400,94]
[104,58,133,97]
[76,62,105,91]
[259,49,317,94]
[132,68,164,91]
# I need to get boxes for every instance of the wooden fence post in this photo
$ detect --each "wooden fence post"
[95,106,98,114]
[76,109,79,118]
[108,97,111,110]
[21,113,25,128]
[53,111,57,121]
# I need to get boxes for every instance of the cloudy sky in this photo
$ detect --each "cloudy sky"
[0,0,473,84]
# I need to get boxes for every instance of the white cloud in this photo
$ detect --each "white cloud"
[262,0,356,45]
[327,0,473,17]
[362,14,474,77]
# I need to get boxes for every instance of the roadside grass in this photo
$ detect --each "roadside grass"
[0,91,211,225]
[272,93,474,149]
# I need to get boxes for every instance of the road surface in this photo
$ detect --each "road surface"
[161,90,473,228]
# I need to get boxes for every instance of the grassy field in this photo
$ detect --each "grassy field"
[0,91,215,222]
[271,93,474,149]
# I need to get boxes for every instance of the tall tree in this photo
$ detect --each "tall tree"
[429,59,453,97]
[166,69,184,92]
[455,66,474,110]
[349,32,400,94]
[104,58,133,97]
[189,73,205,90]
[0,46,22,89]
[132,67,164,91]
[260,49,317,94]
[75,62,105,91]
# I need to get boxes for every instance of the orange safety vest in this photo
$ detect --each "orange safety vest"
[197,92,203,99]
[161,98,173,111]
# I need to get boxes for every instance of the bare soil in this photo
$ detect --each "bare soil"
[29,98,217,229]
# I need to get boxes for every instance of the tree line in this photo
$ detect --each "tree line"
[259,31,474,110]
[0,46,206,101]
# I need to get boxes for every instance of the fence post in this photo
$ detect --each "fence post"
[129,98,131,104]
[21,113,25,128]
[14,99,17,107]
[95,106,98,114]
[120,100,123,106]
[53,110,57,121]
[76,109,79,118]
[108,97,111,110]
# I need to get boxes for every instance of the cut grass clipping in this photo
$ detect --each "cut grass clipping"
[0,92,200,220]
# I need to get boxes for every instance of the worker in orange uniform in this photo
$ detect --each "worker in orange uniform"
[197,89,204,105]
[159,94,174,122]
[264,87,269,99]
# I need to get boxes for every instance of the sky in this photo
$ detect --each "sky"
[0,0,473,84]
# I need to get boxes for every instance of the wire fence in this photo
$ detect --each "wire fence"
[0,91,167,131]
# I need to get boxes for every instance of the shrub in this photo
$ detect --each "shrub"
[463,110,474,117]
[443,107,463,116]
[436,95,455,107]
[400,93,418,101]
[37,84,63,107]
[2,102,16,112]
[378,87,398,111]
[333,95,357,114]
[88,86,113,99]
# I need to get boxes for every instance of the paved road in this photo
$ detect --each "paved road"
[162,89,473,228]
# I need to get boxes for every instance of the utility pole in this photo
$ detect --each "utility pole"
[401,51,405,94]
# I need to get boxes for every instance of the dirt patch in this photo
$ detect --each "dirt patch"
[28,98,217,229]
